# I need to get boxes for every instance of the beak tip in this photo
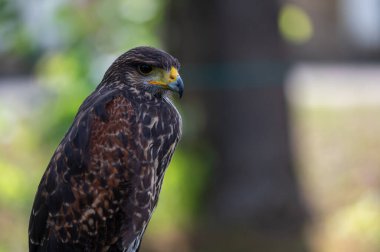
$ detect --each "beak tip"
[168,76,184,99]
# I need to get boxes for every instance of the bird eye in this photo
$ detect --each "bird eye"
[138,64,153,75]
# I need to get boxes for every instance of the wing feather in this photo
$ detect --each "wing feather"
[28,88,124,251]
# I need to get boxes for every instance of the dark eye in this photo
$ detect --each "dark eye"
[138,64,153,75]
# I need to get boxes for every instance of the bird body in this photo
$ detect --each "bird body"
[28,47,183,252]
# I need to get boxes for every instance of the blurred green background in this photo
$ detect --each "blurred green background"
[2,0,380,251]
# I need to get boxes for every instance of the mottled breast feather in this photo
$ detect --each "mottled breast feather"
[28,85,181,252]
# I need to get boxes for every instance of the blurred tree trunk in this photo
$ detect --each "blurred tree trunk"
[165,0,309,251]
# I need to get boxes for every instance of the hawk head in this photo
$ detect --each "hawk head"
[101,46,184,98]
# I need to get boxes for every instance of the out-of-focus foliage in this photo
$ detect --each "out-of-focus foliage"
[278,4,313,44]
[0,0,35,56]
[0,99,42,252]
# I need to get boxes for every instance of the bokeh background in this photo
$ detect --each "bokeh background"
[1,0,380,251]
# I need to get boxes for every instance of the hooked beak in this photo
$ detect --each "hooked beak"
[168,76,184,98]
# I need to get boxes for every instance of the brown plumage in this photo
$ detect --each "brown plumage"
[28,47,184,252]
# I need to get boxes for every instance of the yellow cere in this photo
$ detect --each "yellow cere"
[148,66,179,87]
[169,66,179,81]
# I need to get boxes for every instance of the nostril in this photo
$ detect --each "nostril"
[169,67,179,81]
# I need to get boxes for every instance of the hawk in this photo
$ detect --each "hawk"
[28,47,184,252]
